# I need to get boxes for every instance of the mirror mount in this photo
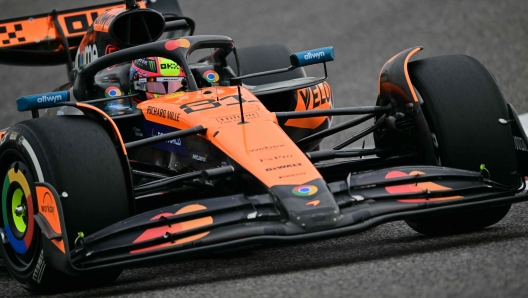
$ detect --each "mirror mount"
[125,0,140,10]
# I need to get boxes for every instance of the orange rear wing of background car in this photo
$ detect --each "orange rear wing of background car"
[0,2,139,49]
[0,0,193,66]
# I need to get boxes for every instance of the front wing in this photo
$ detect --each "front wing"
[34,165,528,276]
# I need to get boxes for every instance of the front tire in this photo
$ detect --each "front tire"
[0,116,130,293]
[404,55,516,235]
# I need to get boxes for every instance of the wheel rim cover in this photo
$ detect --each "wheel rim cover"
[2,163,34,254]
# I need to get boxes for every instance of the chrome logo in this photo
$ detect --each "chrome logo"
[292,185,318,196]
[105,86,122,98]
[203,70,219,83]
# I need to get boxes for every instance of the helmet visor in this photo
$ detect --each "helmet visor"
[135,77,184,95]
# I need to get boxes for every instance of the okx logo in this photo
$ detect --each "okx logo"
[159,60,181,76]
[161,63,178,69]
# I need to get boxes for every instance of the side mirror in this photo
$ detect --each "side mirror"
[290,47,335,67]
[17,91,70,112]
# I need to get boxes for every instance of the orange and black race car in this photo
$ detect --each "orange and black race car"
[1,0,528,294]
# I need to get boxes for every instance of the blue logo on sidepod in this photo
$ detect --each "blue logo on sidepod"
[141,120,188,156]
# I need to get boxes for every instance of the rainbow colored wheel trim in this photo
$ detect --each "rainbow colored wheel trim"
[292,185,319,196]
[2,163,35,254]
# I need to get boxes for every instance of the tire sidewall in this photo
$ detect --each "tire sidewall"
[0,125,52,290]
[0,117,129,293]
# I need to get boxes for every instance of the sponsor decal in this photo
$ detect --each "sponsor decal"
[292,185,319,196]
[152,129,182,146]
[37,94,63,103]
[146,106,166,118]
[203,70,219,83]
[32,250,46,284]
[293,47,334,67]
[9,131,18,140]
[384,170,463,203]
[146,106,180,122]
[298,82,331,110]
[285,81,332,129]
[134,58,148,67]
[279,172,306,179]
[149,60,157,72]
[75,43,98,67]
[159,58,182,76]
[259,155,293,162]
[17,91,69,111]
[104,86,122,98]
[306,200,320,206]
[215,112,259,124]
[164,38,191,51]
[265,163,301,172]
[249,144,285,152]
[134,58,157,73]
[161,63,178,69]
[141,121,188,156]
[192,154,208,162]
[131,204,212,254]
[304,51,325,60]
[40,192,54,216]
[156,77,181,82]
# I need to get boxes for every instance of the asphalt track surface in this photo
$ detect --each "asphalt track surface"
[1,0,528,297]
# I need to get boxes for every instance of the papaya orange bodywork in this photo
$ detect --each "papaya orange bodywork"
[36,185,65,254]
[139,86,323,187]
[284,81,332,129]
[0,3,146,48]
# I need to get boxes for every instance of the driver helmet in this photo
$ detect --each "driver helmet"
[129,57,185,101]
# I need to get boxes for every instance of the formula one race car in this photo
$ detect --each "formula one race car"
[1,0,528,293]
